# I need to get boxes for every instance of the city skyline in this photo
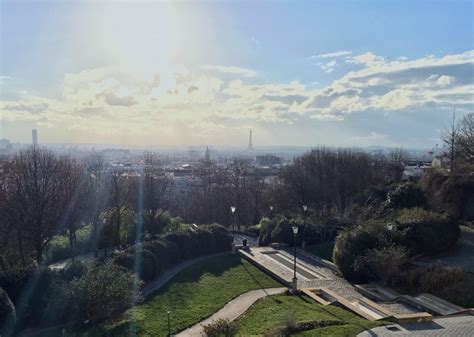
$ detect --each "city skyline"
[1,0,473,147]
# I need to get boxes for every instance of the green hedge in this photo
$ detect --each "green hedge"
[333,208,460,282]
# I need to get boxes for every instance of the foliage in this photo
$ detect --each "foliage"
[395,264,464,294]
[333,208,460,282]
[396,208,460,255]
[44,225,94,264]
[386,182,426,209]
[0,266,56,328]
[203,318,239,337]
[354,246,410,285]
[421,170,474,220]
[113,248,157,281]
[0,287,16,336]
[44,261,141,324]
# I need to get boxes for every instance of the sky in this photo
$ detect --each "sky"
[0,0,473,148]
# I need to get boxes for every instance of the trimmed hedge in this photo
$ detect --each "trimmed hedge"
[112,224,232,282]
[386,182,426,209]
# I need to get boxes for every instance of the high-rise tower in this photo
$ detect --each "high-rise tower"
[32,129,38,146]
[247,129,254,151]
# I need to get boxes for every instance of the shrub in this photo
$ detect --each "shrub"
[354,246,410,285]
[0,266,56,327]
[333,225,386,282]
[194,228,215,255]
[396,208,460,255]
[113,247,157,281]
[0,287,16,336]
[386,182,425,209]
[59,260,88,282]
[258,217,278,246]
[401,264,464,293]
[164,230,196,259]
[334,208,461,283]
[203,318,239,337]
[203,224,233,253]
[45,261,141,324]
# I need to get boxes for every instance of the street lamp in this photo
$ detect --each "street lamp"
[269,205,274,218]
[230,206,236,251]
[292,225,299,293]
[167,311,171,337]
[302,205,308,215]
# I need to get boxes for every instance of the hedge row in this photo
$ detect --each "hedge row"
[112,224,233,281]
[333,208,460,282]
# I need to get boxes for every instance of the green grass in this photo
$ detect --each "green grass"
[236,293,385,336]
[39,254,280,337]
[305,242,335,261]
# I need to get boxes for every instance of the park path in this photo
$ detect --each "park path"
[176,287,287,336]
[415,226,474,272]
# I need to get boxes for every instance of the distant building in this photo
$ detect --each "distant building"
[256,154,282,166]
[432,153,451,169]
[247,129,254,151]
[32,129,38,146]
[0,139,12,151]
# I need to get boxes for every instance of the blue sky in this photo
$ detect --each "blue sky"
[1,0,473,147]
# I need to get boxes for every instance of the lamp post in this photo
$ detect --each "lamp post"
[269,205,274,218]
[231,206,236,252]
[387,223,394,243]
[167,311,171,337]
[292,225,299,293]
[302,205,308,216]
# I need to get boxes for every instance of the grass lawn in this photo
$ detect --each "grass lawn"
[305,242,335,261]
[236,293,385,336]
[39,254,281,337]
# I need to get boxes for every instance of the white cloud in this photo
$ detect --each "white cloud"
[2,50,473,143]
[200,65,257,77]
[312,50,352,58]
[320,60,337,73]
[346,52,385,67]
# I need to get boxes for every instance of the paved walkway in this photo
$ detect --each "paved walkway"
[358,315,474,336]
[176,287,287,336]
[241,247,418,315]
[416,226,474,272]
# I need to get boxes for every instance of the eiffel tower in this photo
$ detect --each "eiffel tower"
[247,129,254,151]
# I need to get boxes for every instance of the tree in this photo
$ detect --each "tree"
[5,147,69,263]
[84,153,107,258]
[442,110,460,172]
[142,153,170,236]
[106,171,132,249]
[457,113,474,164]
[61,158,90,260]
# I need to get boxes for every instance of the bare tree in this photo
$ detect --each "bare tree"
[142,152,170,236]
[6,147,69,263]
[60,158,90,260]
[442,110,460,172]
[457,113,474,164]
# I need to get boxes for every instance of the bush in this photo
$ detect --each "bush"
[354,246,410,285]
[396,208,460,255]
[203,318,239,337]
[45,261,141,324]
[113,247,157,281]
[333,208,461,283]
[0,287,16,336]
[258,217,277,246]
[402,264,464,293]
[0,266,56,327]
[386,182,425,209]
[333,225,386,282]
[164,230,197,259]
[202,224,233,253]
[59,260,88,282]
